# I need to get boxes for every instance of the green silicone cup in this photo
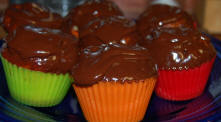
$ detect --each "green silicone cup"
[1,56,73,107]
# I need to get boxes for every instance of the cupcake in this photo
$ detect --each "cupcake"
[72,19,157,121]
[63,0,123,38]
[1,25,78,107]
[137,4,197,41]
[3,3,63,33]
[145,28,216,101]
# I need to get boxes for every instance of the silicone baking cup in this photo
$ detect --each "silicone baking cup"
[155,57,216,101]
[1,56,72,107]
[73,77,156,122]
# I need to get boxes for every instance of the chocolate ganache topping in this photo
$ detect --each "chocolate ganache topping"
[80,16,136,41]
[64,0,123,33]
[2,26,78,74]
[73,39,157,86]
[72,19,157,86]
[3,3,63,33]
[144,28,216,70]
[137,4,196,40]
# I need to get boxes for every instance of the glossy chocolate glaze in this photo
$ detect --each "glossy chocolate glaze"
[63,0,123,34]
[3,3,63,33]
[80,16,136,41]
[72,20,157,85]
[137,4,196,40]
[73,43,157,86]
[2,26,78,74]
[143,28,216,70]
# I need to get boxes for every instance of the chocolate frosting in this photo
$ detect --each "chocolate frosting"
[137,4,196,40]
[3,3,63,33]
[2,26,78,74]
[73,43,157,86]
[63,0,123,34]
[72,19,157,85]
[80,16,136,41]
[143,28,216,70]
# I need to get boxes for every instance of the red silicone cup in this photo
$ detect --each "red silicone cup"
[155,57,216,101]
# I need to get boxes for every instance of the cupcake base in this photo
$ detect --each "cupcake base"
[73,77,156,122]
[1,57,72,107]
[155,58,215,101]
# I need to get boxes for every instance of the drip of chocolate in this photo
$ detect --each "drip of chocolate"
[3,3,63,33]
[2,26,78,74]
[143,28,216,70]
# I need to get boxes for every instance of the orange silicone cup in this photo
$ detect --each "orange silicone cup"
[73,77,156,122]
